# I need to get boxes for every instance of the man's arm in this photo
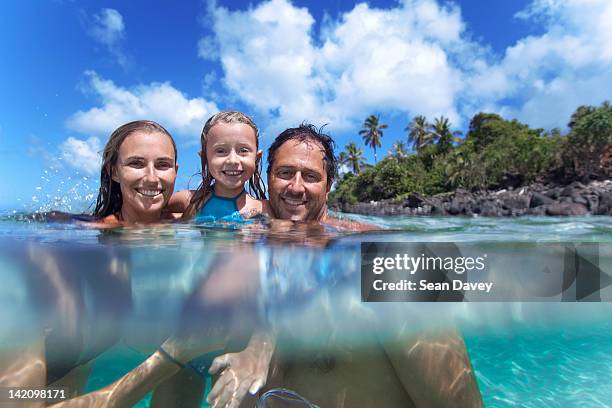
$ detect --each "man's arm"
[381,329,483,408]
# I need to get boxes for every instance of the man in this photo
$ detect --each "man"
[264,123,375,231]
[257,124,483,407]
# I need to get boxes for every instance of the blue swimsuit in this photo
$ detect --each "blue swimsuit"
[194,189,245,222]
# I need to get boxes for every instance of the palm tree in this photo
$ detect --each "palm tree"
[389,141,408,159]
[406,115,432,154]
[359,114,387,163]
[341,142,365,174]
[429,116,462,155]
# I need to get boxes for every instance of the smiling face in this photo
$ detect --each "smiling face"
[205,122,261,197]
[112,131,177,222]
[268,139,329,222]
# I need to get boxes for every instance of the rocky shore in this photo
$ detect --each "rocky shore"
[333,180,612,217]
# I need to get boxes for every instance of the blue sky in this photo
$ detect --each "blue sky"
[1,0,611,211]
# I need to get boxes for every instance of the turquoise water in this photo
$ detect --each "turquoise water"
[1,214,611,407]
[467,324,612,407]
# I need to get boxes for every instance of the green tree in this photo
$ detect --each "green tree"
[562,101,612,179]
[359,114,388,163]
[429,116,461,155]
[406,115,432,154]
[467,112,504,149]
[446,114,556,190]
[568,105,597,129]
[342,142,366,174]
[328,172,359,205]
[389,141,409,159]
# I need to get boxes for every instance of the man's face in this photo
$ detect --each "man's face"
[268,139,329,221]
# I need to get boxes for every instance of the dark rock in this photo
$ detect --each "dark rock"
[503,195,531,210]
[448,203,461,215]
[571,193,588,206]
[531,192,554,207]
[596,192,612,215]
[481,201,502,217]
[561,196,573,203]
[546,202,589,216]
[581,194,600,211]
[338,180,610,217]
[561,181,586,197]
[546,189,560,199]
[404,193,424,208]
[454,188,471,196]
[527,206,547,216]
[431,204,447,216]
[449,195,474,215]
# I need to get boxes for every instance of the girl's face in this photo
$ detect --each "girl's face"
[112,131,177,222]
[205,122,261,197]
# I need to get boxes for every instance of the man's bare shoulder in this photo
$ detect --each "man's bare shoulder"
[322,214,380,232]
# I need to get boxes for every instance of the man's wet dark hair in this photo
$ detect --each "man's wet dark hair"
[267,123,337,186]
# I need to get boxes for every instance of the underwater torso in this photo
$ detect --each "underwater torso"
[195,189,245,222]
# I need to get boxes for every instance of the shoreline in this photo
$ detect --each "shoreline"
[332,179,612,217]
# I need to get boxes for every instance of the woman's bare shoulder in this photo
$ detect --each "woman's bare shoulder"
[77,213,121,229]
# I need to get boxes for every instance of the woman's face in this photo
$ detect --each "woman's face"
[112,131,177,222]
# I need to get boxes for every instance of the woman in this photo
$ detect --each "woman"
[0,121,202,407]
[93,120,180,224]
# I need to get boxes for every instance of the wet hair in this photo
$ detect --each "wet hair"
[92,120,177,218]
[267,123,337,186]
[184,111,266,218]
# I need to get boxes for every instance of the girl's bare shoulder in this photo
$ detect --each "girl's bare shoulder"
[240,193,264,218]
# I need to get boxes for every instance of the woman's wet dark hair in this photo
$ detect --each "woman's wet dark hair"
[92,120,177,218]
[266,123,337,187]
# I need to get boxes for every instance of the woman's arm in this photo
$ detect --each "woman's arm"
[50,342,192,408]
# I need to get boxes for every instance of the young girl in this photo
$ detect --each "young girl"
[170,111,266,220]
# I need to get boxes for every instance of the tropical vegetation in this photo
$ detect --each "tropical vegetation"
[330,102,612,205]
[359,114,388,164]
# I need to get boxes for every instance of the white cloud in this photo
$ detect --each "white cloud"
[197,36,218,61]
[59,137,102,175]
[66,71,219,140]
[86,8,130,67]
[203,0,468,133]
[201,0,612,133]
[90,8,124,45]
[466,0,612,129]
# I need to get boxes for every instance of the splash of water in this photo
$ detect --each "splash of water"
[25,164,99,216]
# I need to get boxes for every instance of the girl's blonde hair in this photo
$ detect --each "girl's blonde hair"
[183,111,266,218]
